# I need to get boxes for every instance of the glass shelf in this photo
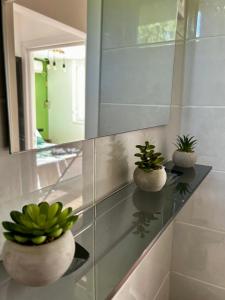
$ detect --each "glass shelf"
[0,163,212,300]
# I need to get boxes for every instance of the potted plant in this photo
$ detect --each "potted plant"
[173,135,197,168]
[133,141,167,192]
[2,202,78,286]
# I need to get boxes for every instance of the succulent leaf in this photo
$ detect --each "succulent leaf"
[2,202,78,246]
[58,207,72,223]
[48,202,61,220]
[3,232,15,241]
[175,135,197,152]
[134,141,165,172]
[26,204,40,222]
[38,202,49,216]
[49,228,63,238]
[2,221,30,234]
[31,236,47,245]
[14,235,29,244]
[10,211,22,224]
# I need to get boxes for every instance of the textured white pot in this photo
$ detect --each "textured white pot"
[173,150,197,168]
[2,230,75,286]
[133,167,167,192]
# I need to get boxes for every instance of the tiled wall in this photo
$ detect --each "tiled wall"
[113,223,173,300]
[99,0,179,136]
[0,2,184,299]
[171,0,225,298]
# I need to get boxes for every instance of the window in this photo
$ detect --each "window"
[72,59,85,123]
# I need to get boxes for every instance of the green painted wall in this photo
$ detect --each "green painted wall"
[35,60,49,140]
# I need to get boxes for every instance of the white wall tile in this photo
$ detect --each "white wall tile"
[101,44,175,106]
[154,273,170,300]
[0,140,94,255]
[113,223,173,300]
[170,272,225,300]
[99,104,170,136]
[187,0,225,39]
[183,38,225,106]
[95,127,168,201]
[102,0,178,49]
[172,222,225,288]
[176,171,225,232]
[181,107,225,170]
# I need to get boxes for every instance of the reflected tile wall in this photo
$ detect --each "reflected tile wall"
[102,0,179,49]
[0,139,95,255]
[95,127,167,201]
[100,0,179,137]
[101,44,175,105]
[187,0,225,40]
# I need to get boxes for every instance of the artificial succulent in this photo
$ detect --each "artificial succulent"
[175,135,197,153]
[2,202,78,245]
[135,141,164,172]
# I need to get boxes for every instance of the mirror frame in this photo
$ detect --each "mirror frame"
[2,0,20,152]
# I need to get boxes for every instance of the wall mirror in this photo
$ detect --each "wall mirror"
[1,0,181,153]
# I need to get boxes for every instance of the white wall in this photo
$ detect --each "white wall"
[171,0,225,299]
[48,58,85,143]
[0,2,184,297]
[99,0,178,136]
[16,0,87,32]
[13,4,83,56]
[113,223,173,300]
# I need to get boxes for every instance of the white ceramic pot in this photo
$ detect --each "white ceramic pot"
[133,167,167,192]
[172,150,197,168]
[2,230,75,286]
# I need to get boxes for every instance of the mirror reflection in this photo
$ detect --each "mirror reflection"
[3,1,86,151]
[1,0,182,153]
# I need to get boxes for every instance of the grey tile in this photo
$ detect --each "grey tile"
[112,224,173,300]
[176,171,225,232]
[181,107,225,171]
[172,222,225,288]
[99,104,170,136]
[170,272,225,300]
[101,44,175,106]
[187,0,225,39]
[183,38,225,106]
[102,0,178,49]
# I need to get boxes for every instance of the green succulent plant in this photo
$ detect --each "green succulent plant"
[2,202,78,246]
[134,141,165,172]
[175,135,197,153]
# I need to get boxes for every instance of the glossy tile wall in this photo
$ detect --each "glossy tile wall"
[171,0,225,298]
[0,2,184,300]
[99,0,179,135]
[113,223,173,300]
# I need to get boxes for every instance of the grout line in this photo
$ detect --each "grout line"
[102,41,176,52]
[187,34,225,43]
[182,105,225,109]
[153,272,170,300]
[175,221,225,235]
[172,271,225,291]
[74,223,93,238]
[211,169,225,174]
[100,103,171,107]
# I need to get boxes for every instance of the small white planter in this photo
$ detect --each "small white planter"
[133,167,167,192]
[2,230,75,286]
[173,150,197,168]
